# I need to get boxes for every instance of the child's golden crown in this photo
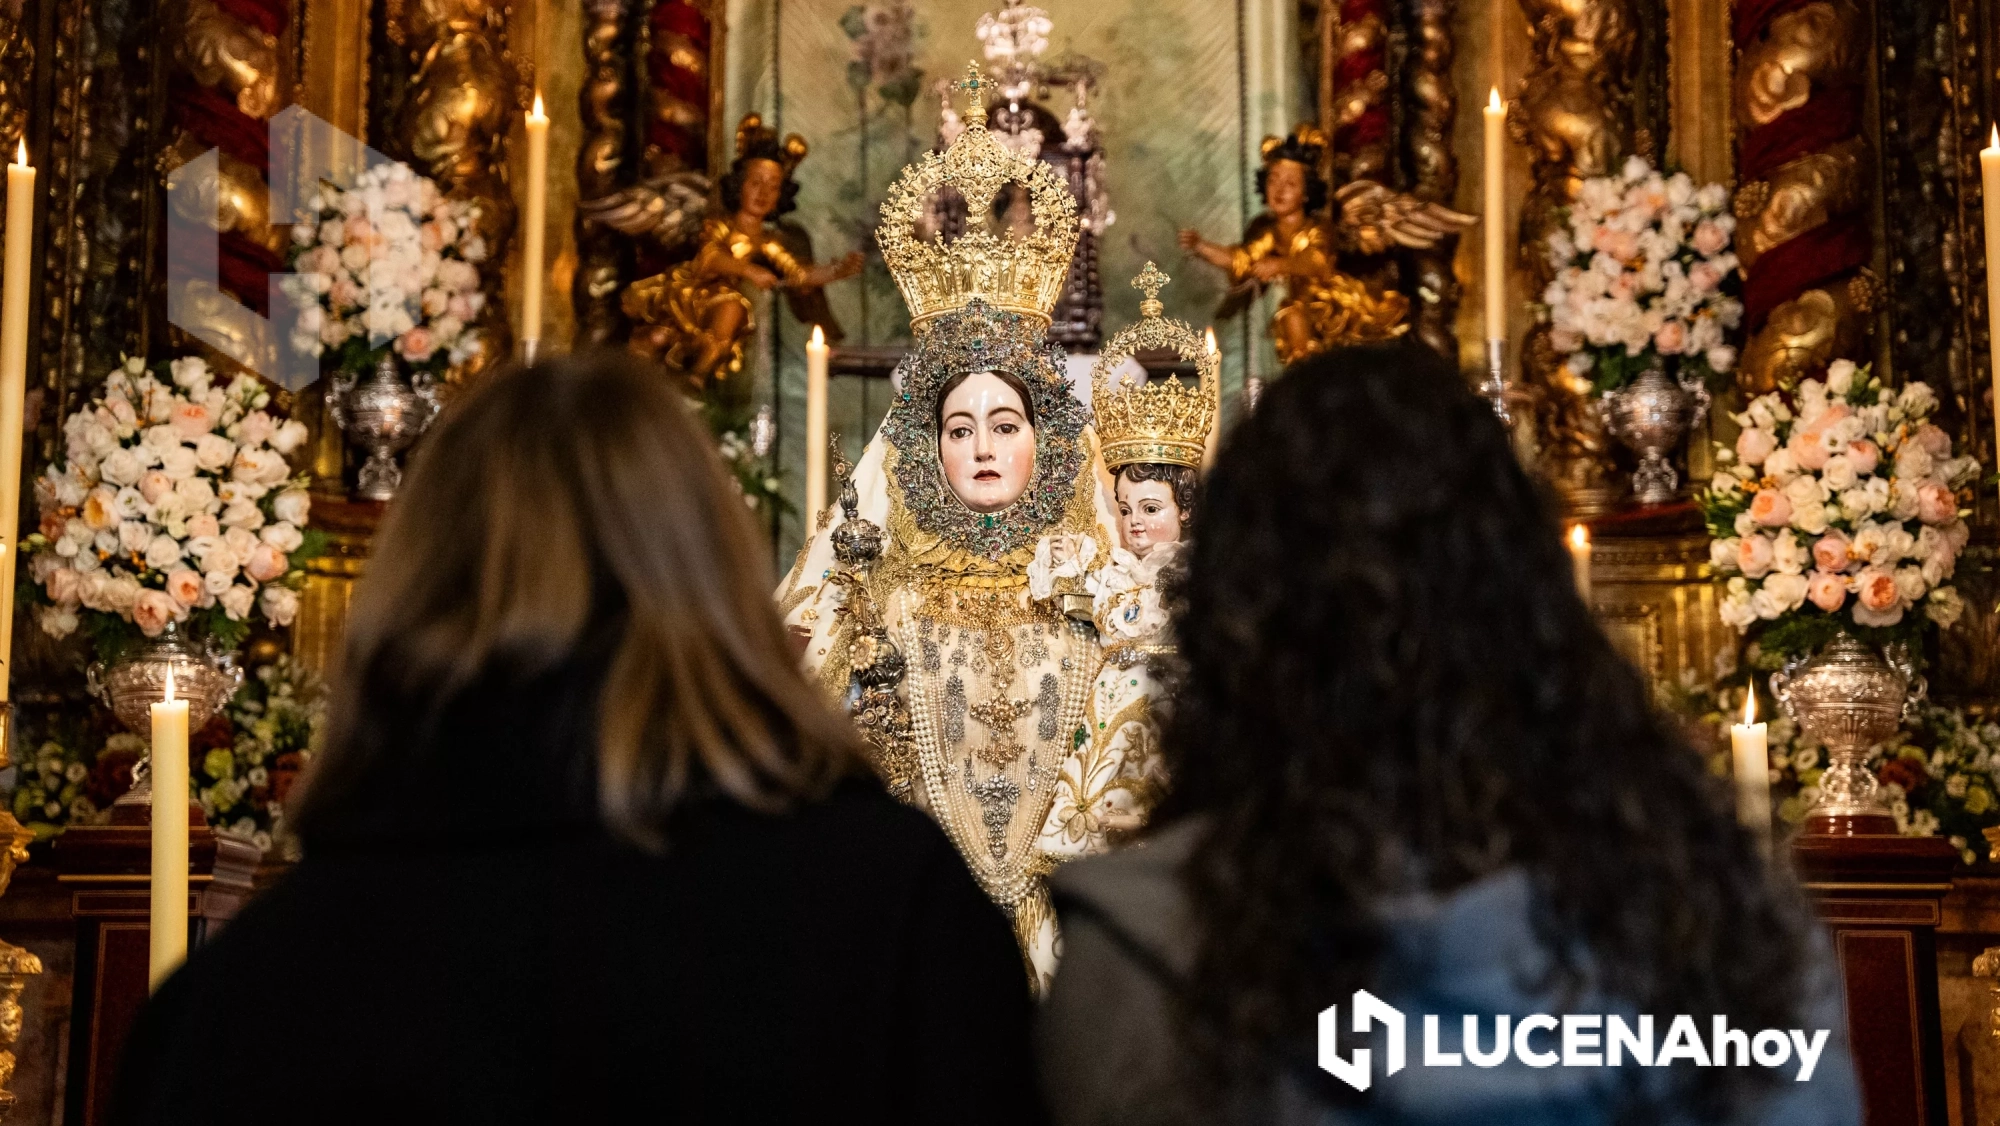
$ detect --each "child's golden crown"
[1091,264,1219,471]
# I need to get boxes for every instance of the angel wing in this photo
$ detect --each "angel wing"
[1334,180,1476,256]
[771,219,847,344]
[576,171,714,254]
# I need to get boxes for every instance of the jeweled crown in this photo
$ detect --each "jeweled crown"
[1091,264,1219,470]
[879,63,1080,327]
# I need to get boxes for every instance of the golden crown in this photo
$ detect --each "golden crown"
[1091,263,1219,471]
[878,63,1080,327]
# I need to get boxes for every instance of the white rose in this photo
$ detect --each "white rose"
[1928,587,1966,629]
[1763,572,1810,612]
[142,425,182,454]
[194,433,236,471]
[170,356,209,388]
[99,448,142,487]
[1790,502,1830,536]
[1825,360,1857,396]
[80,423,117,458]
[1709,537,1740,571]
[1720,591,1757,631]
[270,420,309,455]
[259,585,299,627]
[1771,532,1807,576]
[219,584,256,621]
[1839,488,1876,524]
[1895,566,1929,603]
[144,534,182,571]
[158,447,199,480]
[175,476,216,511]
[116,520,151,554]
[1821,455,1857,492]
[222,525,259,559]
[1764,448,1799,483]
[234,446,293,487]
[270,488,310,526]
[220,498,266,530]
[112,486,146,521]
[1749,586,1788,620]
[105,576,141,613]
[202,569,234,596]
[259,522,304,554]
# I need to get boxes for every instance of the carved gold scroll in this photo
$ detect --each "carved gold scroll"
[1404,0,1458,357]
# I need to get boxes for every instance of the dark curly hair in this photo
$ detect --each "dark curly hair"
[1115,462,1197,527]
[719,144,802,217]
[1255,135,1330,216]
[1162,342,1815,1120]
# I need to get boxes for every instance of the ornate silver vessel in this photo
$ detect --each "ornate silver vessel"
[86,623,242,736]
[1597,364,1710,506]
[1771,633,1924,827]
[328,352,442,501]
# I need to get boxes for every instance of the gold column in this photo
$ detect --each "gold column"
[575,0,635,346]
[1510,0,1639,518]
[1404,0,1460,357]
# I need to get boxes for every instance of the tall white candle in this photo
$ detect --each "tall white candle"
[521,94,549,363]
[0,142,34,704]
[149,669,190,990]
[1202,326,1220,470]
[1732,691,1773,851]
[1567,523,1592,604]
[1484,89,1507,348]
[805,325,830,520]
[1980,126,2000,506]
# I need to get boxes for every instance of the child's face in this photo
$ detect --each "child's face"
[1116,477,1182,557]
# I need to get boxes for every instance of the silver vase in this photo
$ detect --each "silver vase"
[1597,364,1710,506]
[1771,633,1925,829]
[328,351,442,501]
[86,623,244,805]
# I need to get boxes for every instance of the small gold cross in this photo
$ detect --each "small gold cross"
[1133,261,1170,317]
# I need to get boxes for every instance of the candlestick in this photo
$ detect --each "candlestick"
[148,670,190,990]
[1483,88,1507,349]
[1731,691,1773,852]
[1981,126,2000,509]
[0,142,35,708]
[521,94,549,363]
[1568,523,1592,604]
[805,325,830,519]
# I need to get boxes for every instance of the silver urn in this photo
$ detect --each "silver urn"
[86,623,243,804]
[1597,364,1710,507]
[328,352,442,501]
[1771,633,1924,828]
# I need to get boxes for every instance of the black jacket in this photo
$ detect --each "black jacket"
[112,686,1041,1126]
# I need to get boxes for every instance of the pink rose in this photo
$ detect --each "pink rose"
[1856,566,1901,612]
[1738,534,1776,578]
[1917,480,1957,524]
[245,541,289,583]
[1688,261,1723,293]
[238,411,275,448]
[46,566,79,605]
[1691,220,1729,257]
[344,217,374,246]
[1788,403,1852,472]
[421,287,451,317]
[419,222,447,252]
[446,293,475,321]
[328,278,362,309]
[1807,570,1848,612]
[137,470,174,505]
[131,589,178,637]
[1748,489,1793,528]
[1845,439,1880,476]
[169,401,214,440]
[1600,230,1640,261]
[1653,320,1688,355]
[1736,428,1777,467]
[185,512,220,539]
[164,568,204,608]
[1916,424,1952,458]
[1812,531,1852,573]
[396,327,437,362]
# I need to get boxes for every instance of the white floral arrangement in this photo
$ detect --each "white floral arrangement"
[25,356,320,650]
[1699,360,1977,656]
[281,161,485,373]
[1539,156,1743,393]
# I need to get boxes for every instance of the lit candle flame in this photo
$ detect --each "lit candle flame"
[1489,88,1502,112]
[810,324,825,347]
[12,139,23,167]
[531,92,546,120]
[1742,691,1757,727]
[1568,524,1589,550]
[1990,124,1998,151]
[163,667,176,705]
[1204,327,1218,355]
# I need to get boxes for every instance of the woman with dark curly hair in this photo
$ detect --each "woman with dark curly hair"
[1037,341,1858,1125]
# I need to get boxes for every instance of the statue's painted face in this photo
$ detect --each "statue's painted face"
[1265,159,1308,217]
[1116,477,1181,557]
[740,158,785,218]
[939,371,1035,513]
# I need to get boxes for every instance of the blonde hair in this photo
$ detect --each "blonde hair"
[293,351,864,847]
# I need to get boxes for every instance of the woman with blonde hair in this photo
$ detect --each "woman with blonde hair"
[113,353,1041,1125]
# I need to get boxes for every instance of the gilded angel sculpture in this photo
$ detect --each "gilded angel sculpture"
[1177,124,1474,365]
[580,114,862,406]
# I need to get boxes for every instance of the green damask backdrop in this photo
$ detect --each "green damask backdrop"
[721,0,1306,559]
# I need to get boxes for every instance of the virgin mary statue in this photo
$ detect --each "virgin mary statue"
[776,67,1161,990]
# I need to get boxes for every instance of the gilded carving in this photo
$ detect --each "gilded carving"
[393,0,516,376]
[576,0,634,345]
[1735,1,1862,129]
[177,0,282,119]
[1326,2,1390,183]
[1404,0,1459,356]
[161,138,287,257]
[1512,0,1638,516]
[1734,137,1868,269]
